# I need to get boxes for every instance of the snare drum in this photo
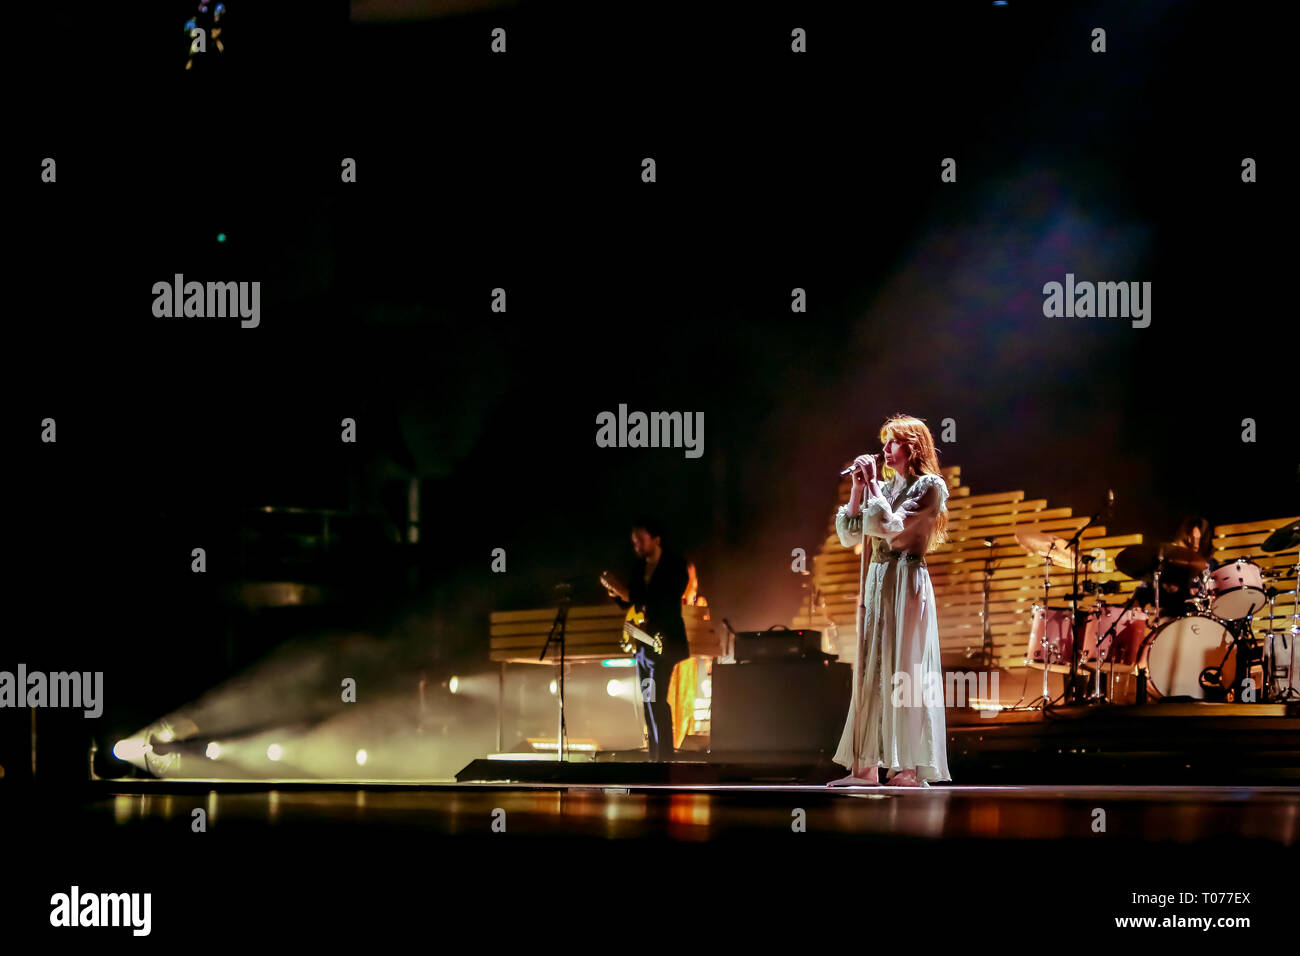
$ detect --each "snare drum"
[1209,558,1266,620]
[1026,605,1097,673]
[1135,613,1237,700]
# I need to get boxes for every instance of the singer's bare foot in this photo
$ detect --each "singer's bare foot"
[886,768,921,787]
[827,766,880,787]
[827,774,865,787]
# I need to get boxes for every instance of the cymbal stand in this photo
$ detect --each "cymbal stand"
[1064,502,1104,703]
[1026,553,1056,710]
[1291,552,1300,699]
[1067,552,1096,704]
[1265,553,1299,701]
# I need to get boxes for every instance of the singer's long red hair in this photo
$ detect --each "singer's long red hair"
[879,414,948,550]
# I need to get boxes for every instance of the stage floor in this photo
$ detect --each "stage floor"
[33,779,1300,844]
[7,779,1295,941]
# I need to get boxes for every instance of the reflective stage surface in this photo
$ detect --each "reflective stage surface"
[7,781,1296,942]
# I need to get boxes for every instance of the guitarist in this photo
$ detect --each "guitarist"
[602,516,691,761]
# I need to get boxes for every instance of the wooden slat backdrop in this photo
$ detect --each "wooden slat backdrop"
[792,465,1299,670]
[490,604,721,664]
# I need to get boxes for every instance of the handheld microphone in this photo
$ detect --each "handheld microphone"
[840,453,881,477]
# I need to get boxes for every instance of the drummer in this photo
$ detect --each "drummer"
[1174,515,1218,566]
[1136,515,1219,621]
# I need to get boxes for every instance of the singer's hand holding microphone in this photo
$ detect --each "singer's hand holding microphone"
[842,453,880,515]
[841,454,879,489]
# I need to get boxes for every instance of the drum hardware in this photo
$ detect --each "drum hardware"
[1061,539,1099,706]
[1058,490,1124,706]
[1024,603,1060,708]
[1153,550,1162,623]
[1229,616,1267,703]
[1260,579,1299,702]
[1187,567,1213,614]
[1258,523,1300,700]
[1089,590,1147,701]
[1016,529,1080,709]
[1079,578,1120,596]
[1088,597,1109,701]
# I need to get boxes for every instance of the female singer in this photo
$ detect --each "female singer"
[827,415,952,788]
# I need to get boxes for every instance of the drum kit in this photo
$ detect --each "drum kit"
[1020,519,1300,707]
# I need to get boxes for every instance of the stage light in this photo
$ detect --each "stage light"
[549,679,558,695]
[355,749,368,766]
[267,743,283,761]
[216,233,227,243]
[600,658,635,668]
[206,742,222,760]
[448,676,460,694]
[113,738,152,762]
[155,727,174,743]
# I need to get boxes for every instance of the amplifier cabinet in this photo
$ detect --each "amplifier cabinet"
[710,660,852,752]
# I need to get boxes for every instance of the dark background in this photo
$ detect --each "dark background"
[6,1,1294,774]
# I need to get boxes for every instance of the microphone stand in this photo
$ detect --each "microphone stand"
[1063,498,1108,705]
[845,460,882,772]
[853,501,870,773]
[539,582,573,761]
[979,537,998,669]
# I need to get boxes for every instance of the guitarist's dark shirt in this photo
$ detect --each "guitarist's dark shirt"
[612,550,691,660]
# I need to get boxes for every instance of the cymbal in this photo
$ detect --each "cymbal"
[1261,520,1300,554]
[1114,543,1208,580]
[1014,530,1080,569]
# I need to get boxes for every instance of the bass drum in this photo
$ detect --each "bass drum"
[1136,614,1236,700]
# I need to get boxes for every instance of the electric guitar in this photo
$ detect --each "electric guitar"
[600,571,665,655]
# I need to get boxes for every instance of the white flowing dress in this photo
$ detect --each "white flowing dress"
[832,472,952,783]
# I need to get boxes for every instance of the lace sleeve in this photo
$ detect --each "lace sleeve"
[864,474,947,540]
[835,502,865,548]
